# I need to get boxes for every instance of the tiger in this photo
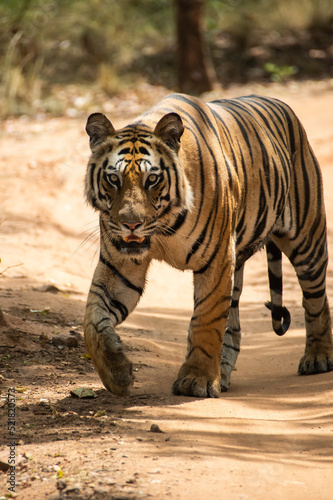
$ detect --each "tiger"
[83,93,333,398]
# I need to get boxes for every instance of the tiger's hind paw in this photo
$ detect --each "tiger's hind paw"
[298,350,333,375]
[220,363,233,392]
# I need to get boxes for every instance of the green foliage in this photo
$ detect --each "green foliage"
[0,0,332,116]
[206,0,333,34]
[264,62,298,82]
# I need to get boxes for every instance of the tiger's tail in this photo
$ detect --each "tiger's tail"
[265,240,291,336]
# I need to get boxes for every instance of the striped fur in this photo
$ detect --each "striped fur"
[84,93,333,397]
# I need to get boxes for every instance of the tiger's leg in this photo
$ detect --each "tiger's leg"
[273,232,333,375]
[172,250,234,398]
[220,264,244,391]
[84,257,149,395]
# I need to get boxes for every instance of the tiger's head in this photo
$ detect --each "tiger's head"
[85,112,193,257]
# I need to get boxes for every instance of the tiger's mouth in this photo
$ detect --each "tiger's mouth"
[123,235,145,244]
[120,235,150,253]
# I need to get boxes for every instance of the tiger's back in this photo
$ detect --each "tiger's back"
[134,94,320,269]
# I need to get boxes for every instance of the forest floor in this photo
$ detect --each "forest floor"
[1,80,333,500]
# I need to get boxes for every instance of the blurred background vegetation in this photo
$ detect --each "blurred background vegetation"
[0,0,333,117]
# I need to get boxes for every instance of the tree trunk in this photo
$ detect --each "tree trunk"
[175,0,217,94]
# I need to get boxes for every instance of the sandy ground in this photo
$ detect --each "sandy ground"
[1,82,333,500]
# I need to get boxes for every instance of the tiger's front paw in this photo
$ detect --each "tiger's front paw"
[172,364,220,398]
[96,349,134,396]
[85,326,134,396]
[298,349,333,375]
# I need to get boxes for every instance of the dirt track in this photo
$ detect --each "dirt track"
[1,82,333,499]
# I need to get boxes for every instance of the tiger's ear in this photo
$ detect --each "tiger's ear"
[86,113,115,150]
[153,113,184,153]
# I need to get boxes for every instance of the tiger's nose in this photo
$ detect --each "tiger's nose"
[122,221,143,231]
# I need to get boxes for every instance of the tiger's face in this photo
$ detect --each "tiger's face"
[85,112,192,257]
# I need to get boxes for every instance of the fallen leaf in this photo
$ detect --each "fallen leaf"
[94,410,106,418]
[29,307,50,315]
[70,388,97,399]
[16,386,28,393]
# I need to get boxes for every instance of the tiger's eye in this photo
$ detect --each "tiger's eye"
[110,174,118,183]
[148,174,157,183]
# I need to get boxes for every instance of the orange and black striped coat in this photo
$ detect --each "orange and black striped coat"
[84,93,333,397]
